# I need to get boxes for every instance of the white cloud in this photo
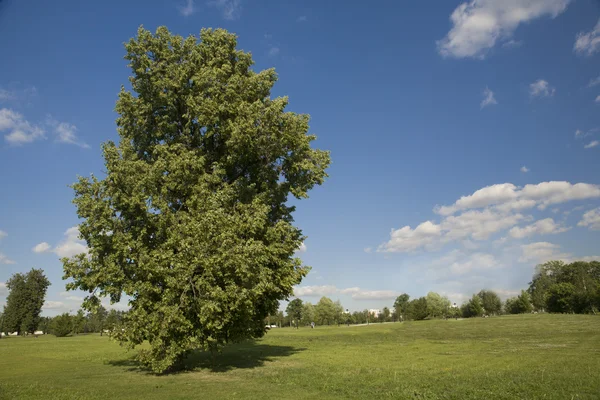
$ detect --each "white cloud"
[178,0,196,16]
[378,221,441,253]
[364,247,373,253]
[379,181,599,254]
[0,230,6,240]
[574,18,600,56]
[437,0,570,58]
[480,87,497,109]
[293,285,338,297]
[46,117,89,148]
[578,208,600,230]
[297,16,307,22]
[529,79,555,98]
[596,96,600,103]
[294,285,400,300]
[35,226,88,259]
[441,209,526,241]
[0,282,7,296]
[437,181,600,216]
[589,75,600,88]
[493,289,522,300]
[0,85,37,104]
[435,183,519,216]
[509,218,569,239]
[0,253,15,265]
[585,140,599,149]
[502,39,523,48]
[297,242,307,253]
[0,108,45,145]
[0,89,15,102]
[55,123,89,148]
[42,301,66,310]
[32,242,51,253]
[580,255,600,262]
[54,226,88,258]
[449,252,498,275]
[519,242,570,263]
[208,0,242,20]
[59,291,84,302]
[520,166,529,173]
[350,290,400,300]
[268,47,280,57]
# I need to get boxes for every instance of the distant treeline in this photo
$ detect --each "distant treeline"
[270,260,600,327]
[1,306,127,338]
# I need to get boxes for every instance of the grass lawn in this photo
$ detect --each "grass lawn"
[1,314,599,399]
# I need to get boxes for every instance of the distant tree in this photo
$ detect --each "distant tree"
[37,317,51,334]
[89,306,108,335]
[463,295,484,318]
[545,283,575,313]
[393,294,410,321]
[286,299,304,329]
[505,290,533,314]
[528,261,564,312]
[2,269,50,335]
[104,309,120,334]
[408,297,428,321]
[72,310,86,334]
[527,260,600,314]
[51,313,73,337]
[477,290,502,315]
[276,311,285,328]
[426,292,450,318]
[448,305,461,319]
[301,302,315,326]
[381,307,391,322]
[315,297,336,325]
[62,26,330,373]
[333,300,344,325]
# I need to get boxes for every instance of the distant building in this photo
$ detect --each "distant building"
[450,303,459,308]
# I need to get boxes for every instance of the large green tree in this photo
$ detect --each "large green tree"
[2,269,50,335]
[62,26,330,373]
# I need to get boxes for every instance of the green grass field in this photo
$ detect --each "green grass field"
[1,314,599,399]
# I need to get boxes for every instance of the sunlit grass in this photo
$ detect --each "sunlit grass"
[1,314,599,399]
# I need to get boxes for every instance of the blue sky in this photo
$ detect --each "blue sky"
[1,0,600,315]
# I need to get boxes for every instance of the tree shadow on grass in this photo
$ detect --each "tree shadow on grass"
[107,341,305,374]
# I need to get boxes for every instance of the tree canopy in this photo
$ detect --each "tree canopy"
[62,26,330,373]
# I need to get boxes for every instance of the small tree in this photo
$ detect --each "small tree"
[51,314,73,337]
[286,299,303,329]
